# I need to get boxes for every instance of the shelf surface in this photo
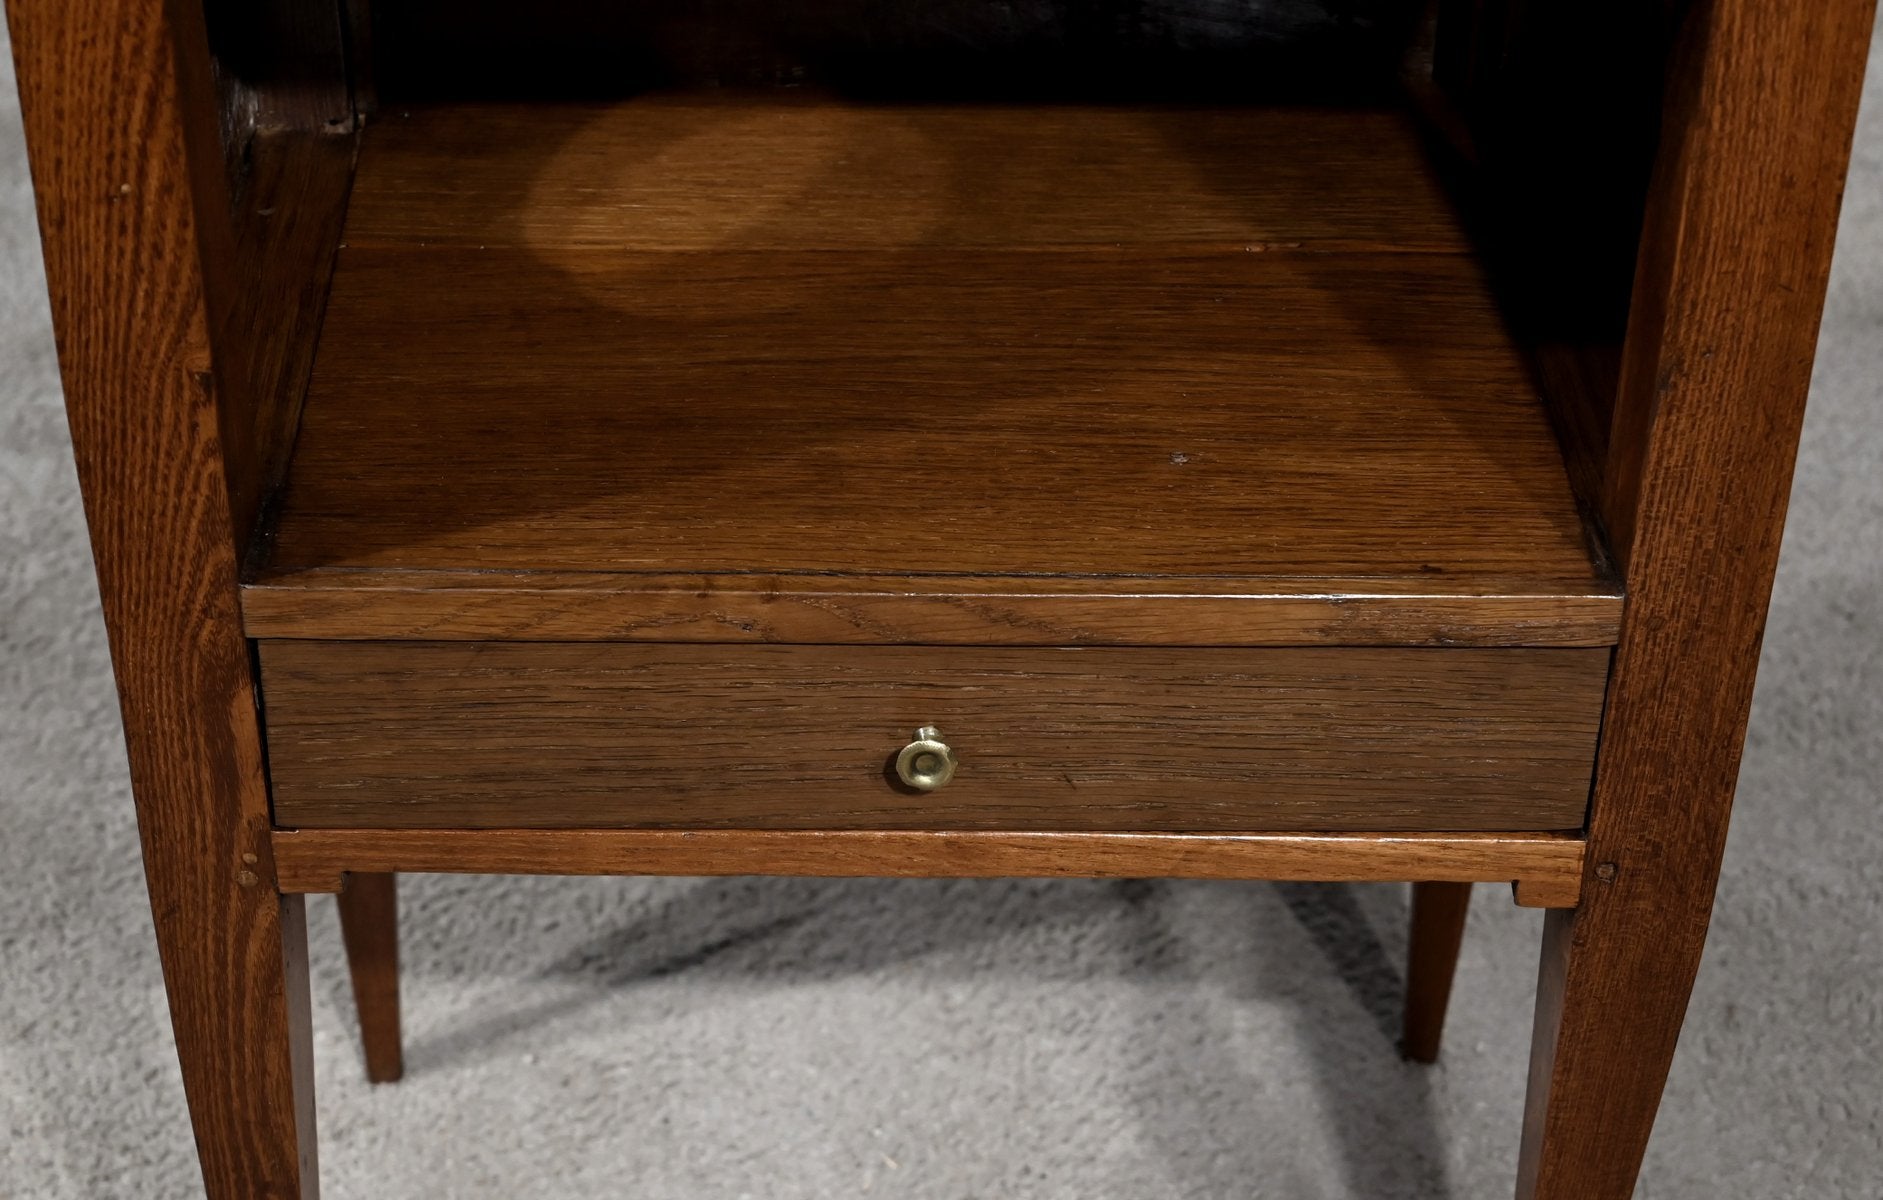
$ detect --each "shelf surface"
[249,99,1619,645]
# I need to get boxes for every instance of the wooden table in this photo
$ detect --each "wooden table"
[7,1,1873,1195]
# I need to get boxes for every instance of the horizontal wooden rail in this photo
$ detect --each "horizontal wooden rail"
[241,570,1625,647]
[272,828,1585,907]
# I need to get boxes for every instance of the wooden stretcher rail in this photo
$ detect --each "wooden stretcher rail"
[271,827,1587,908]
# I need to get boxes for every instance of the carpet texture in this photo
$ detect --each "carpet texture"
[2,19,1879,1200]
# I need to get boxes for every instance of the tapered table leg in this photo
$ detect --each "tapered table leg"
[337,873,405,1083]
[7,1,326,1190]
[1402,881,1472,1063]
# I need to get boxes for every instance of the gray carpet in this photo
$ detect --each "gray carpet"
[2,19,1879,1200]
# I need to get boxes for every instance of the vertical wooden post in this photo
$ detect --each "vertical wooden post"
[5,2,319,1196]
[1518,1,1877,1196]
[1402,881,1472,1064]
[337,873,406,1083]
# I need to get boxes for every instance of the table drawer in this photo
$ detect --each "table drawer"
[259,642,1607,831]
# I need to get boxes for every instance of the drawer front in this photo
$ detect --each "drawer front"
[260,642,1607,831]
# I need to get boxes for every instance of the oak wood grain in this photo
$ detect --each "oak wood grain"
[1518,0,1879,1195]
[242,569,1623,646]
[273,828,1586,908]
[343,101,1470,253]
[271,250,1592,582]
[259,641,1608,832]
[5,1,318,1195]
[249,100,1614,646]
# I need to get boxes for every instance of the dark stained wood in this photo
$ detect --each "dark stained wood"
[365,0,1422,103]
[1421,1,1674,528]
[242,569,1623,646]
[205,0,353,133]
[249,100,1614,648]
[1527,340,1625,525]
[194,1,358,545]
[4,2,318,1196]
[339,0,378,115]
[259,642,1608,832]
[335,873,403,1083]
[16,8,1859,1198]
[1402,880,1472,1063]
[1399,2,1480,167]
[1518,0,1878,1196]
[272,828,1587,908]
[1492,0,1668,528]
[1429,0,1498,107]
[218,130,355,548]
[201,0,353,215]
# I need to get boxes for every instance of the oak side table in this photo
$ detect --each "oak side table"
[8,0,1875,1196]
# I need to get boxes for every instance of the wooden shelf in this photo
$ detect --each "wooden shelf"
[246,98,1620,646]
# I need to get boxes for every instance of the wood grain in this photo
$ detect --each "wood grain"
[250,101,1613,646]
[344,102,1470,253]
[192,0,359,546]
[274,250,1590,581]
[1402,880,1472,1063]
[217,129,355,548]
[1518,0,1879,1196]
[273,828,1586,908]
[335,873,403,1084]
[259,642,1608,832]
[242,569,1623,646]
[5,1,318,1195]
[201,0,352,230]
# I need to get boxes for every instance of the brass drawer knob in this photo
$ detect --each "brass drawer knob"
[895,726,958,791]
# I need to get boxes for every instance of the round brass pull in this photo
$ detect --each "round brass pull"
[895,726,958,792]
